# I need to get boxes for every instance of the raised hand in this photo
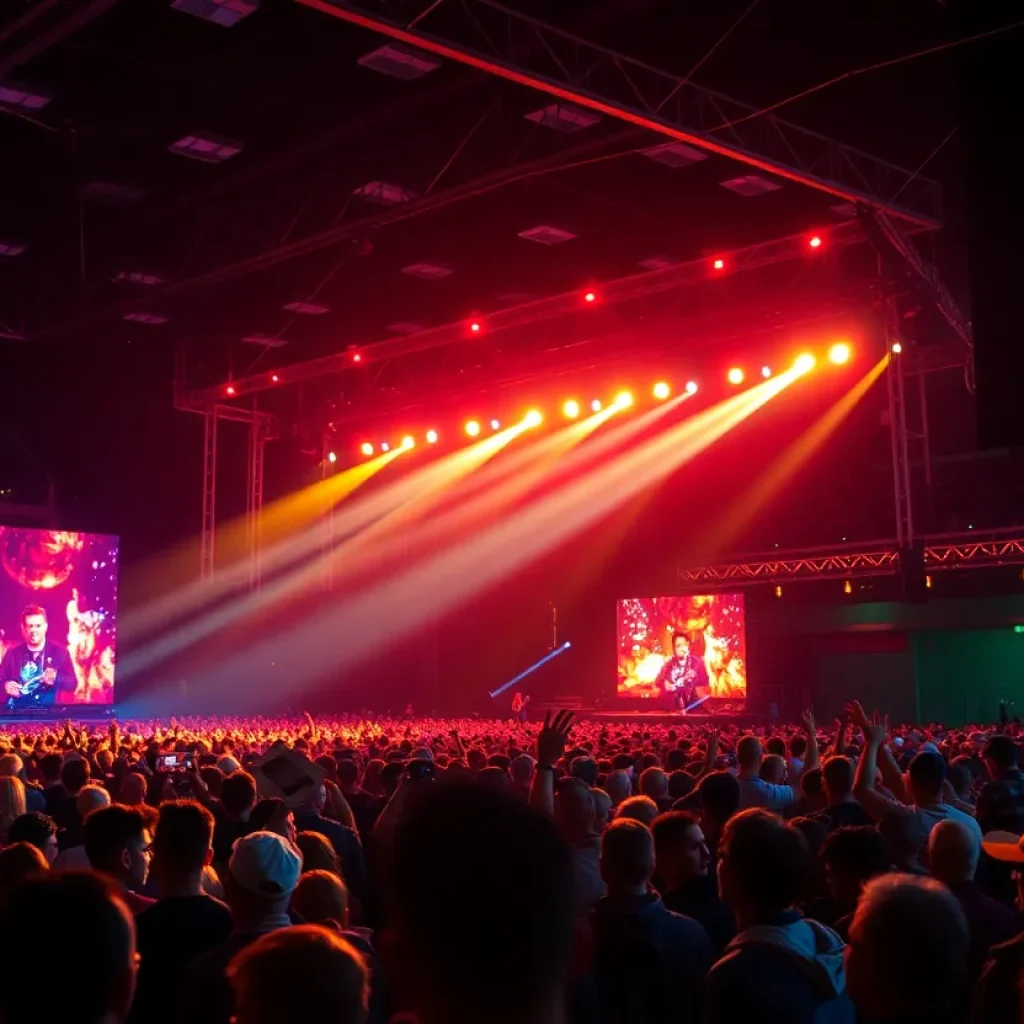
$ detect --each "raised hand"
[536,710,574,768]
[800,708,816,734]
[845,700,872,733]
[863,709,888,747]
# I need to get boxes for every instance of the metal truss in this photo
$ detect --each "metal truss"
[678,529,1024,586]
[183,219,879,406]
[301,0,942,229]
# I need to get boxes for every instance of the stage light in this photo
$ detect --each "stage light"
[685,381,698,395]
[809,235,822,249]
[653,381,671,400]
[402,435,415,449]
[761,365,772,379]
[470,321,481,333]
[490,419,501,431]
[524,409,543,427]
[563,399,581,419]
[271,374,279,383]
[614,390,634,409]
[360,442,374,457]
[828,342,851,365]
[774,584,783,598]
[381,442,390,453]
[584,291,596,303]
[926,574,933,589]
[727,367,744,385]
[591,399,602,412]
[352,352,362,363]
[426,430,438,444]
[713,258,725,271]
[844,579,853,595]
[891,341,902,355]
[327,451,337,464]
[794,353,816,374]
[465,420,481,437]
[225,385,236,396]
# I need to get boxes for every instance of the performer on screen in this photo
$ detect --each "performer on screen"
[656,632,709,712]
[1,605,77,710]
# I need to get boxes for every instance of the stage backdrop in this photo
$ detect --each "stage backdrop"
[0,528,118,707]
[617,594,747,703]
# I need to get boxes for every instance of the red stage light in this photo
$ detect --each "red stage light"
[465,420,481,437]
[685,381,698,395]
[401,435,415,449]
[360,442,374,457]
[652,381,671,400]
[584,291,596,303]
[381,442,390,453]
[470,321,481,333]
[426,430,438,444]
[271,374,279,383]
[225,385,236,396]
[524,409,543,427]
[727,367,744,385]
[327,451,337,464]
[794,353,816,374]
[490,419,501,431]
[828,341,852,365]
[352,352,362,363]
[563,399,581,419]
[713,258,725,271]
[591,399,602,412]
[891,341,903,355]
[809,235,822,249]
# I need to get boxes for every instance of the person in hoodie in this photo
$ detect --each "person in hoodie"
[592,817,712,1024]
[705,808,854,1024]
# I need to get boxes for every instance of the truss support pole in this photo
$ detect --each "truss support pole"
[200,407,218,582]
[246,417,266,592]
[884,295,914,552]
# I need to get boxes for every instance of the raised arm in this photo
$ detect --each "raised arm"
[851,703,901,820]
[529,711,573,819]
[799,709,820,777]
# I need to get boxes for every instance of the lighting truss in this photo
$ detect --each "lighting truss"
[300,0,942,229]
[678,529,1024,586]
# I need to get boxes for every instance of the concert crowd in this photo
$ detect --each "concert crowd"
[1,706,1024,1024]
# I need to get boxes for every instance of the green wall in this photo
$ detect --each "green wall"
[915,629,1024,725]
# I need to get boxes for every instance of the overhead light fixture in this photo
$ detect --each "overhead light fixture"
[123,312,168,325]
[0,81,52,111]
[357,43,440,80]
[171,0,259,27]
[638,255,676,272]
[401,261,452,280]
[640,142,707,168]
[283,300,330,315]
[113,270,165,286]
[241,333,287,348]
[524,103,599,133]
[518,224,577,246]
[719,174,782,197]
[352,181,417,206]
[169,132,243,164]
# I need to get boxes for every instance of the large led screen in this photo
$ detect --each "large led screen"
[617,593,746,707]
[0,528,118,710]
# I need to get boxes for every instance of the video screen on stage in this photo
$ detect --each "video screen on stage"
[617,594,747,706]
[0,528,118,710]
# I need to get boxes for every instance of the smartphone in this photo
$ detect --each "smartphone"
[155,752,194,772]
[406,758,435,783]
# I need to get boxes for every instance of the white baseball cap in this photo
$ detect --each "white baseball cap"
[229,831,302,897]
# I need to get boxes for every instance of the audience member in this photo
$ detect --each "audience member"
[3,810,58,864]
[812,757,874,832]
[0,842,48,902]
[819,825,891,939]
[83,804,155,914]
[52,783,111,869]
[0,776,26,843]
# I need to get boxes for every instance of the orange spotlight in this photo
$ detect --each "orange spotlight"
[426,430,438,444]
[713,258,725,271]
[809,235,822,249]
[327,451,338,464]
[653,381,671,400]
[360,442,374,457]
[225,385,236,396]
[614,391,634,409]
[774,584,783,598]
[727,367,744,385]
[583,291,596,303]
[685,381,698,395]
[761,365,772,379]
[891,341,903,355]
[401,435,415,449]
[591,399,602,412]
[563,399,581,419]
[794,353,816,374]
[828,342,852,365]
[490,419,501,431]
[844,579,853,595]
[465,420,481,437]
[524,409,543,428]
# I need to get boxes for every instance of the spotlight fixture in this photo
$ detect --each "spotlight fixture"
[685,381,698,395]
[469,321,482,333]
[794,353,816,374]
[774,584,783,598]
[761,366,772,379]
[591,399,602,412]
[327,451,338,464]
[583,291,596,303]
[844,579,853,595]
[381,442,391,452]
[490,419,501,431]
[713,258,725,271]
[401,435,415,449]
[465,420,481,437]
[524,409,543,427]
[652,381,671,400]
[614,391,634,408]
[225,385,236,396]
[426,430,438,444]
[828,342,852,365]
[352,352,363,363]
[809,235,822,249]
[727,367,744,385]
[891,341,903,355]
[271,374,279,383]
[360,442,374,457]
[563,399,581,419]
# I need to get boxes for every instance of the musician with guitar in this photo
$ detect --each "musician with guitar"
[1,605,77,710]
